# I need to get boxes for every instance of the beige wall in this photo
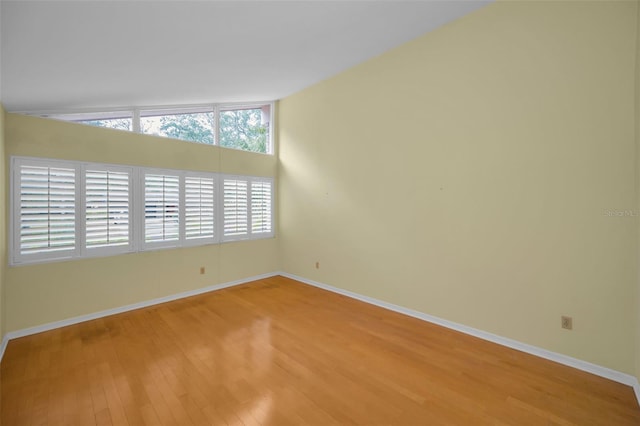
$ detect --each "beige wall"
[279,0,638,374]
[635,0,640,381]
[4,114,279,331]
[0,105,6,341]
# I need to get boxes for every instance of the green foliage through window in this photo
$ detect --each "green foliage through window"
[141,112,214,145]
[80,118,132,131]
[54,103,272,154]
[219,108,268,154]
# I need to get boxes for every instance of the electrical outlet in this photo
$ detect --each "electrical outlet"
[200,267,205,275]
[561,316,573,330]
[315,262,320,269]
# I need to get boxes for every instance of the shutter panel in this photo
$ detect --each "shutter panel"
[223,178,248,238]
[251,180,272,235]
[144,173,180,243]
[185,176,215,240]
[85,169,130,248]
[19,164,76,256]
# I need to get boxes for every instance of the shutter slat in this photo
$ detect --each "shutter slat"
[185,176,215,240]
[85,169,130,249]
[19,164,76,256]
[145,174,180,243]
[251,180,272,234]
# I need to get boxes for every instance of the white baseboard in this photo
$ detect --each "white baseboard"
[0,334,8,364]
[0,272,279,362]
[2,270,639,408]
[279,272,640,407]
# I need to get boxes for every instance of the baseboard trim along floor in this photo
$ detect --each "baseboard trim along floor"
[2,270,639,407]
[0,272,279,362]
[278,272,640,407]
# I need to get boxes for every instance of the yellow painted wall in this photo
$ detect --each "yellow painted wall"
[279,0,638,374]
[635,0,640,384]
[4,114,279,332]
[0,105,6,341]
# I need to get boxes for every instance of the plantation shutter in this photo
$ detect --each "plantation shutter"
[144,173,180,243]
[85,169,131,248]
[223,178,248,239]
[185,176,215,241]
[18,163,76,258]
[251,179,272,235]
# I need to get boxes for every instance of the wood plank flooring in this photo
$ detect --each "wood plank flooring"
[1,275,639,425]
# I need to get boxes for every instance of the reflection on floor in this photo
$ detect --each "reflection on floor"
[2,275,639,425]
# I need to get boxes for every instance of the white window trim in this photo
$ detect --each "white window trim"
[221,175,275,243]
[37,101,275,155]
[183,171,218,248]
[140,168,183,251]
[81,163,135,259]
[11,157,81,265]
[10,156,275,266]
[250,176,275,239]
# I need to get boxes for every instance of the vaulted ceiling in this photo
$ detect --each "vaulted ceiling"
[1,0,490,112]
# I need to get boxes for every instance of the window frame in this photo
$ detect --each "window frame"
[11,157,81,265]
[10,156,275,266]
[221,175,275,243]
[39,101,275,155]
[82,163,135,258]
[140,168,183,251]
[183,171,217,247]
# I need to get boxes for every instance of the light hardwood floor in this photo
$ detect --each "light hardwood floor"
[1,275,639,425]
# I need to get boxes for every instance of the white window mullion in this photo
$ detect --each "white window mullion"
[132,108,141,133]
[179,173,186,246]
[215,174,224,243]
[247,180,253,238]
[78,164,87,257]
[214,104,220,146]
[132,168,143,252]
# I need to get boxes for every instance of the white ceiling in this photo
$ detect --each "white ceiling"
[1,0,489,113]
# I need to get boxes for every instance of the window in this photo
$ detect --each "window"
[223,177,249,240]
[185,175,215,242]
[43,102,273,154]
[251,179,273,235]
[222,176,274,241]
[11,156,275,265]
[14,158,78,263]
[84,167,132,252]
[144,173,180,247]
[219,105,271,154]
[46,111,133,131]
[140,107,214,145]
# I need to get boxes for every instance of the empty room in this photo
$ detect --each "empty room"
[1,0,640,424]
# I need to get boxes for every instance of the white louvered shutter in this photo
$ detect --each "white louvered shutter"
[85,168,130,249]
[251,179,273,235]
[185,176,215,241]
[223,178,248,240]
[18,163,76,260]
[144,173,180,244]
